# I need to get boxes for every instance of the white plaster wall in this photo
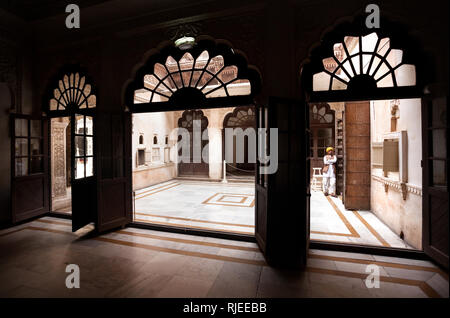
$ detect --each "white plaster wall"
[132,112,176,189]
[370,98,422,249]
[131,108,236,186]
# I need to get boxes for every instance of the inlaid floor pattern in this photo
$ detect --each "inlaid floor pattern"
[134,180,255,235]
[0,217,447,298]
[134,180,415,248]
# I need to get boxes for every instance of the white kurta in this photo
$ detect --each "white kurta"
[323,155,337,178]
[322,155,337,195]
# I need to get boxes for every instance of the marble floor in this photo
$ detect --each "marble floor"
[310,191,414,249]
[134,179,414,249]
[134,180,255,235]
[0,216,447,298]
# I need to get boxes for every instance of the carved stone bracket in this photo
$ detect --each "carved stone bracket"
[166,23,202,41]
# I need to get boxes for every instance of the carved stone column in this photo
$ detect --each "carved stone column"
[51,121,69,199]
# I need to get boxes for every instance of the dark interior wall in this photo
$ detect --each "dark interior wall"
[28,0,449,112]
[0,9,31,224]
[0,83,11,224]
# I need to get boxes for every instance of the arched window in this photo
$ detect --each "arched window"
[134,51,251,104]
[153,135,158,145]
[125,38,261,111]
[139,135,144,144]
[313,32,416,92]
[310,104,334,124]
[49,73,97,111]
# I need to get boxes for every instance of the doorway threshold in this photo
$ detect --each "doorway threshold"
[48,212,72,220]
[310,240,428,261]
[130,221,256,243]
[47,212,255,243]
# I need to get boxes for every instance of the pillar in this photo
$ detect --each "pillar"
[206,109,224,180]
[51,120,69,208]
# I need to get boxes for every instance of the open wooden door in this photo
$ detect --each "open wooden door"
[422,92,449,269]
[11,115,49,223]
[71,113,97,232]
[255,103,269,253]
[255,98,309,268]
[96,113,132,233]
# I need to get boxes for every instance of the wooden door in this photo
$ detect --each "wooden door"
[96,113,132,232]
[71,114,97,231]
[422,93,449,269]
[177,110,209,177]
[255,104,269,253]
[256,98,308,268]
[11,115,49,223]
[344,101,371,210]
[223,106,257,176]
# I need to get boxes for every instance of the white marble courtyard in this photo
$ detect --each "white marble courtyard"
[134,179,414,249]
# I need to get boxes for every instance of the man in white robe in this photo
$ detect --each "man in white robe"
[322,147,337,197]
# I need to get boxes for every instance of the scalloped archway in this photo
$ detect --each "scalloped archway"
[300,16,424,103]
[124,37,262,112]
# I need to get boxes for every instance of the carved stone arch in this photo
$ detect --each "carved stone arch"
[124,36,262,112]
[177,109,209,130]
[222,105,256,177]
[223,106,256,129]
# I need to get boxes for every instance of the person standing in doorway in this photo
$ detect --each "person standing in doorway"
[323,147,337,197]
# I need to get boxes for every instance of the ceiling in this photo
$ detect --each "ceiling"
[0,0,113,21]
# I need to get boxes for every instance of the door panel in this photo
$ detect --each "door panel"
[344,101,371,210]
[11,115,49,223]
[72,114,97,232]
[256,98,308,268]
[177,110,209,177]
[422,93,449,269]
[255,104,268,253]
[96,113,132,232]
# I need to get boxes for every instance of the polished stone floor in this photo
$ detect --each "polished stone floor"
[134,180,255,235]
[310,191,414,249]
[135,179,414,248]
[0,217,447,298]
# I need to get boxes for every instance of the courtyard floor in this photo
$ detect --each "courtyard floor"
[134,180,255,235]
[135,179,414,249]
[310,191,414,249]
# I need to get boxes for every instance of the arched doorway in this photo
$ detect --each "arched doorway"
[177,109,209,176]
[45,66,98,232]
[301,16,448,268]
[124,36,263,240]
[223,106,256,178]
